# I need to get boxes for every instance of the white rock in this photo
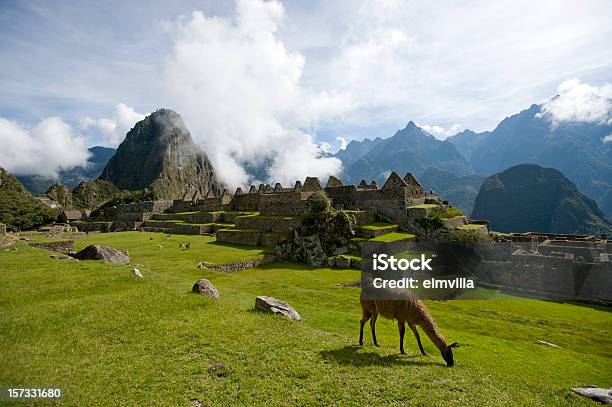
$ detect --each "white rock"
[132,268,144,278]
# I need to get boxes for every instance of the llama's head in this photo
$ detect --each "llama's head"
[441,342,459,366]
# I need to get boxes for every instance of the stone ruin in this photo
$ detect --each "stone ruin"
[71,171,484,249]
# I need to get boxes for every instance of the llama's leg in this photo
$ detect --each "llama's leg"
[370,313,379,347]
[359,310,371,346]
[398,321,406,354]
[409,323,426,355]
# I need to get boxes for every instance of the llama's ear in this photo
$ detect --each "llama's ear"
[448,342,460,348]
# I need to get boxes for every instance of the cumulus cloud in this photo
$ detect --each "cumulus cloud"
[336,136,349,150]
[539,79,612,125]
[419,123,462,140]
[603,135,612,144]
[0,117,90,177]
[161,0,345,188]
[80,103,145,146]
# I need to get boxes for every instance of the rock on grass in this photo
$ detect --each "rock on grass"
[192,279,220,300]
[73,244,129,264]
[255,296,301,320]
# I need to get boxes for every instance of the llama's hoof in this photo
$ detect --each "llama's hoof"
[400,350,406,355]
[374,343,380,347]
[358,342,363,346]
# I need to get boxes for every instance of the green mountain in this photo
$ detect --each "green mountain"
[0,167,59,230]
[451,104,612,218]
[472,164,612,234]
[98,109,222,200]
[17,146,116,194]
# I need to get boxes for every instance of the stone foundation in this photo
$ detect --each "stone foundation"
[216,229,261,246]
[30,240,75,253]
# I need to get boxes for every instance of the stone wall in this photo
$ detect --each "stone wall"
[141,221,212,235]
[73,221,113,233]
[0,223,6,235]
[205,255,276,272]
[260,232,292,248]
[232,193,261,211]
[258,192,310,216]
[30,240,75,253]
[442,216,468,228]
[116,212,153,222]
[345,210,376,225]
[475,257,612,303]
[234,216,302,232]
[216,229,261,246]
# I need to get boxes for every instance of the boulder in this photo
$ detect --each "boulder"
[302,235,327,267]
[571,387,612,404]
[73,244,129,264]
[255,296,301,320]
[192,279,220,300]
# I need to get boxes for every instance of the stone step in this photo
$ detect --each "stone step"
[216,229,291,248]
[357,223,398,238]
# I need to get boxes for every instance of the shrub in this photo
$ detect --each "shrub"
[301,192,356,253]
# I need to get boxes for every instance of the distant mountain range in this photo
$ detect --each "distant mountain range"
[450,104,612,218]
[334,103,612,221]
[17,146,116,194]
[11,99,612,232]
[339,121,473,185]
[472,164,611,235]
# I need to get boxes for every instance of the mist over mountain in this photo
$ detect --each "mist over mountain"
[472,164,611,234]
[17,146,115,194]
[98,109,222,200]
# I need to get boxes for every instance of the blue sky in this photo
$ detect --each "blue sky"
[1,0,611,185]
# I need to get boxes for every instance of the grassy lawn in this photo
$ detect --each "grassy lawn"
[369,231,416,242]
[0,231,611,406]
[407,204,440,209]
[360,222,397,230]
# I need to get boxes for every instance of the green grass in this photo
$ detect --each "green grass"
[360,222,397,231]
[1,232,611,406]
[407,204,440,209]
[369,231,416,242]
[241,215,302,220]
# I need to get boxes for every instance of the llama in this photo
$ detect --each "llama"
[359,289,459,366]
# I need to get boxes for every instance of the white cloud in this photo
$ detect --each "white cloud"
[603,135,612,144]
[319,142,333,153]
[0,117,90,178]
[80,103,145,146]
[419,123,462,140]
[161,0,344,188]
[539,79,612,125]
[336,136,349,150]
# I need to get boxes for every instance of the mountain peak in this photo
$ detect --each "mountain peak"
[98,109,222,200]
[404,120,418,130]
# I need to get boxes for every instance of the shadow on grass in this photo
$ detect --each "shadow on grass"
[320,345,442,367]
